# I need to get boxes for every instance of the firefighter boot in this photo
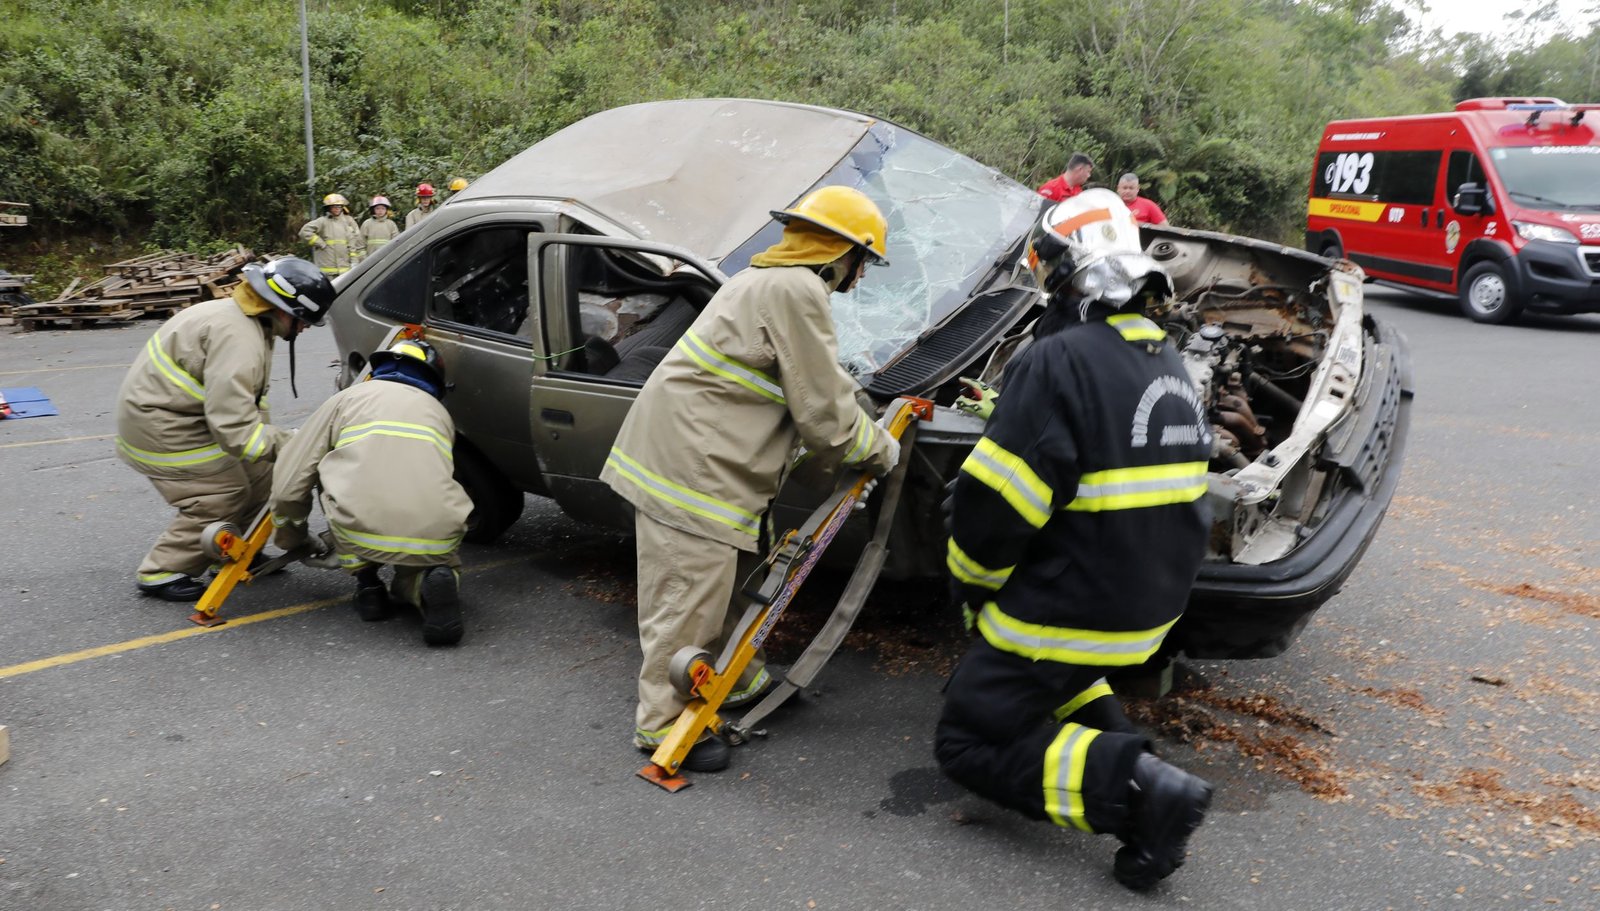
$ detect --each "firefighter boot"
[639,736,730,773]
[418,567,464,646]
[353,566,391,622]
[1113,751,1212,890]
[137,575,208,602]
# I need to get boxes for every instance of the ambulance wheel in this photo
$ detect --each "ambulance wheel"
[1318,240,1343,261]
[1458,261,1521,325]
[668,647,713,698]
[200,521,242,562]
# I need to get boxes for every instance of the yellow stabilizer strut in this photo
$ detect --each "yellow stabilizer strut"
[639,396,932,791]
[189,510,275,627]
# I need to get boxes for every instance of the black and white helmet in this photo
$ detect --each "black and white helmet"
[243,257,335,326]
[1026,188,1167,308]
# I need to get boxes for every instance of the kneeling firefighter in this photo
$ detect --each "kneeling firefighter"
[600,185,900,773]
[116,257,333,601]
[937,188,1215,890]
[268,339,473,646]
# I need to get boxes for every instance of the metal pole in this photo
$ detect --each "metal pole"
[299,0,316,219]
[1003,0,1010,65]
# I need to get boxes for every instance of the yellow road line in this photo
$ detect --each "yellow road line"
[0,555,529,681]
[0,598,343,680]
[0,433,115,450]
[0,363,129,376]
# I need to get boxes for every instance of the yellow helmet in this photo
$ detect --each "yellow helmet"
[771,186,889,264]
[448,177,469,192]
[322,193,349,208]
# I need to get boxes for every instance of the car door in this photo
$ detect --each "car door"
[413,222,548,492]
[526,233,726,528]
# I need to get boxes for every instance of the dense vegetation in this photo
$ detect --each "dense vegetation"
[0,0,1593,258]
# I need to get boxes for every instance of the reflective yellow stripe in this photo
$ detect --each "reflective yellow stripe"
[605,447,760,537]
[241,423,268,462]
[335,420,453,458]
[723,667,772,707]
[1106,313,1165,342]
[1066,461,1208,512]
[368,238,389,246]
[960,437,1053,527]
[145,333,205,401]
[634,724,676,746]
[137,571,186,585]
[336,553,369,570]
[325,238,347,245]
[675,329,785,404]
[320,267,345,274]
[330,521,461,556]
[1043,722,1099,831]
[977,603,1177,666]
[1052,679,1114,722]
[946,538,1013,590]
[842,412,876,465]
[116,436,227,469]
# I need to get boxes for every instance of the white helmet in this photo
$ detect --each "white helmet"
[1026,188,1166,308]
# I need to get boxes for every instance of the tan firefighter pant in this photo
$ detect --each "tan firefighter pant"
[633,511,767,746]
[136,459,274,582]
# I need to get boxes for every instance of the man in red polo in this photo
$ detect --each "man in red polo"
[1117,173,1169,225]
[1038,153,1093,202]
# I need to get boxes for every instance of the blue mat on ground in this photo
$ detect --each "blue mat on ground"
[0,386,58,419]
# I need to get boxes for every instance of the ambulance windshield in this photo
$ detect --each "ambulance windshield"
[1489,146,1600,210]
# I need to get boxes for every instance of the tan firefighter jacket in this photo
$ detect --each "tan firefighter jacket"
[600,265,896,552]
[405,205,434,230]
[270,379,471,567]
[359,215,399,252]
[114,293,285,480]
[298,213,364,274]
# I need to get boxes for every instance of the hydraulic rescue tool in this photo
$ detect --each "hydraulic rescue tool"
[187,323,424,628]
[637,395,933,792]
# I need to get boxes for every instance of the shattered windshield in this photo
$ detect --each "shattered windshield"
[1488,146,1600,210]
[722,122,1040,376]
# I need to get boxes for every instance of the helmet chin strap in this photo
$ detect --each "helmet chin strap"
[287,334,299,398]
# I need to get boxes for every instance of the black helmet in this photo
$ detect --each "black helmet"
[243,257,335,326]
[368,338,446,388]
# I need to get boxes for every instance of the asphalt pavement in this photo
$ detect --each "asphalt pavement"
[0,287,1596,910]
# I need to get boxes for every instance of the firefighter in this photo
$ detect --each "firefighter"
[269,339,472,646]
[600,185,901,772]
[116,257,334,601]
[405,183,436,230]
[443,176,470,203]
[298,193,364,275]
[358,195,400,254]
[937,189,1214,890]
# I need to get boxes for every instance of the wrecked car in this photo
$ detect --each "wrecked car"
[326,98,1413,660]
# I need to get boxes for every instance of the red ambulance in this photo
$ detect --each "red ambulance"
[1307,97,1600,323]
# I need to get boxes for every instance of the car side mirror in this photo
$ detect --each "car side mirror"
[1453,182,1492,216]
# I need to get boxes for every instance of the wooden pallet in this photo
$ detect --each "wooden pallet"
[26,247,259,329]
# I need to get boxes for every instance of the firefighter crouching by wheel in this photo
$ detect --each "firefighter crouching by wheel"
[115,257,334,602]
[268,339,472,646]
[600,186,901,773]
[937,188,1214,891]
[298,193,364,275]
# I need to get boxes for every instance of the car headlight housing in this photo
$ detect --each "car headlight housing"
[1513,221,1579,244]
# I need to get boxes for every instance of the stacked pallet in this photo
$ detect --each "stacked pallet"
[0,271,35,321]
[14,247,257,330]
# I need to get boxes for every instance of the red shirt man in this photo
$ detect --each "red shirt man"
[1117,173,1168,225]
[1038,153,1093,202]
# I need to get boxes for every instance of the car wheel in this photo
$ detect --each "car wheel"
[1458,261,1521,324]
[1318,240,1343,261]
[453,443,525,544]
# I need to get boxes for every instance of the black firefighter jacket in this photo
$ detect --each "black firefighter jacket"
[946,311,1213,668]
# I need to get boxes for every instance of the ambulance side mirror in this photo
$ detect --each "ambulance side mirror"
[1453,183,1492,217]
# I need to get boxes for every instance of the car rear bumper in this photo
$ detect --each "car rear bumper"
[1172,317,1414,659]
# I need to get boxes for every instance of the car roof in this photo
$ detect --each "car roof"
[456,98,876,263]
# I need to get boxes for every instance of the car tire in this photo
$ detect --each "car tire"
[1318,240,1343,261]
[453,443,526,544]
[1458,260,1521,324]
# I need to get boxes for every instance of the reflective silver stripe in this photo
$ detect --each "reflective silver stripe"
[241,423,269,462]
[977,603,1176,666]
[145,333,205,401]
[330,522,461,556]
[1067,461,1208,512]
[336,420,453,458]
[1043,722,1098,831]
[675,330,786,404]
[842,412,876,465]
[605,448,760,537]
[947,538,1012,590]
[962,438,1052,527]
[116,437,228,469]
